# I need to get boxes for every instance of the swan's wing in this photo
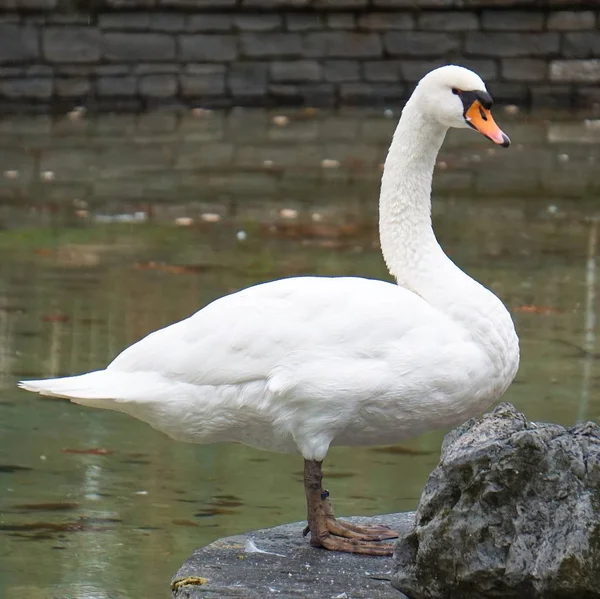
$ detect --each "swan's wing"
[107,276,457,388]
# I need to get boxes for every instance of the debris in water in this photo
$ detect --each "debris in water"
[175,217,193,227]
[62,448,114,455]
[383,108,394,118]
[321,158,340,169]
[236,230,248,241]
[514,305,561,315]
[200,213,221,223]
[0,465,32,474]
[42,314,69,323]
[41,171,55,181]
[4,170,18,179]
[279,208,299,220]
[504,105,519,115]
[272,115,289,127]
[12,502,80,512]
[558,153,569,163]
[191,107,212,117]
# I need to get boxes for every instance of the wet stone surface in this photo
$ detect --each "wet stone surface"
[172,512,415,599]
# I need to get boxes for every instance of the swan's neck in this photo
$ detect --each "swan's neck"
[379,101,519,389]
[379,100,447,287]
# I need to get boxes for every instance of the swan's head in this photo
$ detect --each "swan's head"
[414,65,510,147]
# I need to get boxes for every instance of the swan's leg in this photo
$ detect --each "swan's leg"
[303,459,398,555]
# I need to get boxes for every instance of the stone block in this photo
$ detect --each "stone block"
[97,76,137,96]
[175,142,234,168]
[501,58,547,81]
[547,11,596,30]
[139,74,178,97]
[0,78,52,99]
[465,32,559,57]
[418,12,478,31]
[304,32,382,58]
[322,60,360,81]
[358,12,414,30]
[456,59,498,81]
[299,83,336,106]
[228,62,269,96]
[55,77,91,97]
[364,60,401,82]
[240,33,303,58]
[187,15,233,32]
[234,14,282,31]
[103,33,176,61]
[0,25,39,63]
[270,60,321,82]
[149,13,186,32]
[550,59,600,83]
[481,10,544,30]
[563,32,600,58]
[43,27,101,63]
[180,65,226,96]
[326,14,355,29]
[95,65,130,76]
[340,82,405,104]
[530,85,573,110]
[134,63,180,74]
[98,13,150,29]
[179,34,237,61]
[487,82,528,104]
[285,14,323,31]
[575,86,600,109]
[385,32,460,56]
[314,0,367,5]
[401,59,446,82]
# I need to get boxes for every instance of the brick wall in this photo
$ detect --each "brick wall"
[0,1,598,112]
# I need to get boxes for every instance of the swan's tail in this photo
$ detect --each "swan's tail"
[18,370,163,409]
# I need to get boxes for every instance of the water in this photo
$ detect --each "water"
[0,108,599,599]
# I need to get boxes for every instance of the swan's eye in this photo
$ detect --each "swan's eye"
[451,88,460,95]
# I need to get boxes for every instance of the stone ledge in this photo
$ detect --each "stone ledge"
[171,512,415,599]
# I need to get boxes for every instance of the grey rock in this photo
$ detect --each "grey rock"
[385,32,460,57]
[240,32,303,58]
[465,32,559,57]
[94,65,130,76]
[228,62,269,96]
[305,32,382,58]
[139,74,178,97]
[322,59,360,82]
[501,58,547,82]
[547,11,596,31]
[0,24,39,63]
[393,403,600,599]
[456,58,499,81]
[358,12,415,30]
[149,13,187,32]
[418,11,478,31]
[179,34,237,61]
[481,10,544,31]
[563,32,600,59]
[134,63,180,75]
[43,27,101,63]
[172,512,415,599]
[270,60,321,82]
[103,32,176,61]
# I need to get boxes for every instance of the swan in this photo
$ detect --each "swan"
[20,65,519,556]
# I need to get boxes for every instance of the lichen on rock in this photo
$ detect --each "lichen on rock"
[393,403,600,599]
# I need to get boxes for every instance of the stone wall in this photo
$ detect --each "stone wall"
[0,1,599,112]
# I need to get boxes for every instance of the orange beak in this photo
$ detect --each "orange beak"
[465,101,510,147]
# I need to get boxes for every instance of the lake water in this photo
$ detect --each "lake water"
[0,108,598,599]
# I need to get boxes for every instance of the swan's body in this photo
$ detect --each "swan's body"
[21,66,519,554]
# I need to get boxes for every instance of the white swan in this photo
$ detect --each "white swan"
[20,65,519,555]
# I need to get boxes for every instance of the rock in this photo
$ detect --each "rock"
[43,27,101,63]
[392,403,600,599]
[240,32,303,59]
[102,32,176,62]
[172,512,415,599]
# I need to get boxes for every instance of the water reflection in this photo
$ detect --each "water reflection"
[0,109,598,599]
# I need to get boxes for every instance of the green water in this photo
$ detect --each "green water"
[0,110,598,599]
